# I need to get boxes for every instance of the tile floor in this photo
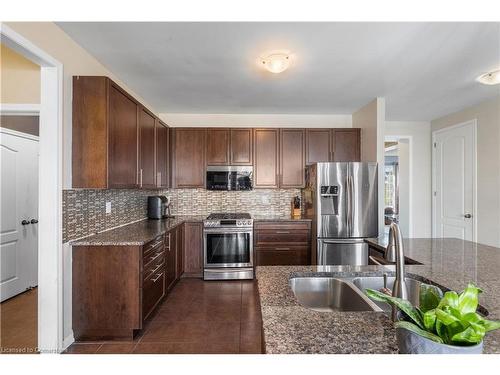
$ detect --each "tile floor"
[65,279,263,354]
[0,288,38,354]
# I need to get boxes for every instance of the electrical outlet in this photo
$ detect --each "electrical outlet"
[105,201,112,214]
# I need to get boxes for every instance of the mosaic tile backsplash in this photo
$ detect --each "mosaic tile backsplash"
[63,188,301,243]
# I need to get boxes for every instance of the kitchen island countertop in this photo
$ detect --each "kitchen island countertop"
[256,237,500,354]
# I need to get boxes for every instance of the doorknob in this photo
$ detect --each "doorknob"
[31,219,39,224]
[21,220,30,225]
[464,214,472,219]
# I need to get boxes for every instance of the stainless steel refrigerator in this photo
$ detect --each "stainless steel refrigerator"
[304,162,378,266]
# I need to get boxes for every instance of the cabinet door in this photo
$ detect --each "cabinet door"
[253,129,279,188]
[206,128,229,165]
[172,128,206,188]
[156,121,169,188]
[230,128,253,165]
[280,129,305,188]
[332,129,361,162]
[306,129,332,165]
[108,84,139,188]
[175,225,184,279]
[139,107,156,188]
[183,222,203,277]
[165,232,176,291]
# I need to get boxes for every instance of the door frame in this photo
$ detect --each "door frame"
[1,23,64,353]
[384,135,413,238]
[431,119,477,242]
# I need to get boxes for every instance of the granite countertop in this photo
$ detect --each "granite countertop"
[70,216,205,246]
[70,214,311,246]
[256,238,500,354]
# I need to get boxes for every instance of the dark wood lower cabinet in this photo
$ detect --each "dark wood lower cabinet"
[73,234,171,341]
[254,221,311,266]
[182,222,203,277]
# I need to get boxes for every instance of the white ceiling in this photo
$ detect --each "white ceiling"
[57,22,500,121]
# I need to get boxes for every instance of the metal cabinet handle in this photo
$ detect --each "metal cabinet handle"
[139,169,143,188]
[464,214,472,219]
[151,273,163,283]
[276,231,290,234]
[151,263,162,274]
[31,219,38,224]
[149,252,162,262]
[21,220,30,225]
[275,247,290,251]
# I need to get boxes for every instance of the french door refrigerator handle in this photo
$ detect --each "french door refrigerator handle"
[349,173,355,236]
[346,175,352,236]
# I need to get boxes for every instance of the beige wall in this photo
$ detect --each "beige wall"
[0,43,40,103]
[431,96,500,247]
[352,98,386,235]
[159,113,352,128]
[5,22,157,189]
[385,121,432,238]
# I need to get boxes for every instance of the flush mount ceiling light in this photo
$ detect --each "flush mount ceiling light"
[476,69,500,85]
[260,52,291,74]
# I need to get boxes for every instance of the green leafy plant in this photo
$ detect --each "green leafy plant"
[366,283,500,346]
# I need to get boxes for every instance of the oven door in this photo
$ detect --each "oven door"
[204,228,253,268]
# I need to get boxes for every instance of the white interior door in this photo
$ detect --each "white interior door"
[0,128,39,302]
[433,121,475,241]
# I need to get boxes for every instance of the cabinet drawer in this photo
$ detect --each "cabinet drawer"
[142,267,165,321]
[143,245,165,269]
[255,230,309,246]
[254,221,310,231]
[143,257,165,280]
[143,235,164,257]
[256,247,309,266]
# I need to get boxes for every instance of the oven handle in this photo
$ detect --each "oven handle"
[203,228,253,234]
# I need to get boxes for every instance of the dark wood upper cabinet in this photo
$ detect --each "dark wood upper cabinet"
[253,129,279,188]
[206,128,230,165]
[156,120,169,188]
[73,76,140,189]
[280,129,306,188]
[305,128,361,164]
[139,107,156,188]
[230,128,253,165]
[73,76,171,189]
[206,128,253,166]
[306,129,332,165]
[171,128,206,188]
[332,128,361,162]
[107,83,139,188]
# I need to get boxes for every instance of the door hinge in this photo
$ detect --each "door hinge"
[433,191,437,196]
[433,142,437,148]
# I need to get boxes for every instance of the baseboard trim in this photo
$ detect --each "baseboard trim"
[62,333,75,352]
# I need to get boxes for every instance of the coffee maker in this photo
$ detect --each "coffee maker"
[147,196,173,219]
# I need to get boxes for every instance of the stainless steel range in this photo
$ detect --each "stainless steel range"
[203,213,254,280]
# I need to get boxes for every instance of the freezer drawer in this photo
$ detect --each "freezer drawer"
[317,239,368,266]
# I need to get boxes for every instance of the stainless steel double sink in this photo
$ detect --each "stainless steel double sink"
[290,275,423,313]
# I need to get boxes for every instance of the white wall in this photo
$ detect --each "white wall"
[397,139,410,238]
[385,121,432,238]
[431,97,500,247]
[353,98,386,236]
[159,113,352,128]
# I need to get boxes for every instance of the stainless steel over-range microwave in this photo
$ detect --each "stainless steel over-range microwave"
[206,166,253,191]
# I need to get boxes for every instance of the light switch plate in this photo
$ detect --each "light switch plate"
[105,201,112,214]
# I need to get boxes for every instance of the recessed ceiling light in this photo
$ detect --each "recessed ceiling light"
[260,52,291,74]
[476,69,500,85]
